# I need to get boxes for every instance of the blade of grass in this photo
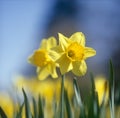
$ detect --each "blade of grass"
[22,88,32,118]
[0,107,7,118]
[109,60,115,118]
[73,77,86,118]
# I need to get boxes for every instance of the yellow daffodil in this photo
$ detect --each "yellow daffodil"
[50,32,96,76]
[28,37,58,80]
[95,75,109,105]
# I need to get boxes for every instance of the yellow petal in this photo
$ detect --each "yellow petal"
[40,39,47,49]
[57,54,73,74]
[51,45,63,53]
[41,37,57,50]
[28,55,34,64]
[37,67,50,80]
[47,63,58,78]
[84,47,96,59]
[70,32,85,46]
[95,75,109,105]
[47,37,57,49]
[58,33,69,51]
[49,48,62,61]
[72,61,87,76]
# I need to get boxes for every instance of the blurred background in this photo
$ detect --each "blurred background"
[1,0,120,90]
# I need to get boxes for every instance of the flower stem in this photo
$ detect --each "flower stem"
[60,74,65,118]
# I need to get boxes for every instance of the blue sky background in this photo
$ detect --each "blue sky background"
[1,0,120,90]
[1,0,56,89]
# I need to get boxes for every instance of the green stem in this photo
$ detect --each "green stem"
[60,74,65,118]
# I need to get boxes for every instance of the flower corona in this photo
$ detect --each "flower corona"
[28,37,58,80]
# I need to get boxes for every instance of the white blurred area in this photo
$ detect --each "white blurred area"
[1,0,120,90]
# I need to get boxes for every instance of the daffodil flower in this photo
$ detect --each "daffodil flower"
[50,32,96,76]
[28,37,58,80]
[95,75,109,105]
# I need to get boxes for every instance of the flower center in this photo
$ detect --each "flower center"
[67,42,84,61]
[33,49,50,67]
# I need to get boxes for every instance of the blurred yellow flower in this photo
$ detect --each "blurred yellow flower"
[50,32,96,76]
[14,75,74,118]
[28,37,58,80]
[0,92,14,118]
[14,76,74,103]
[95,75,109,105]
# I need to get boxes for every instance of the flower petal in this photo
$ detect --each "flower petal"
[72,61,87,76]
[40,37,57,50]
[47,63,58,78]
[40,39,47,49]
[28,54,34,64]
[48,50,61,61]
[58,33,69,51]
[51,45,63,53]
[84,47,96,59]
[70,32,85,46]
[57,54,73,74]
[37,67,50,80]
[47,37,57,49]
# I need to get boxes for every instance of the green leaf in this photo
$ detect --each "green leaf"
[0,107,7,118]
[16,103,24,118]
[94,91,100,118]
[73,77,82,107]
[91,73,95,98]
[64,90,73,118]
[109,60,115,118]
[22,88,32,118]
[88,74,100,118]
[60,75,65,118]
[73,77,86,118]
[38,96,44,118]
[32,97,38,118]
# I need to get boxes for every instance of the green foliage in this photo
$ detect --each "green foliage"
[0,107,7,118]
[0,61,119,118]
[22,89,32,118]
[109,60,115,118]
[87,74,99,118]
[38,96,44,118]
[16,103,24,118]
[73,77,86,118]
[60,75,65,118]
[32,97,38,118]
